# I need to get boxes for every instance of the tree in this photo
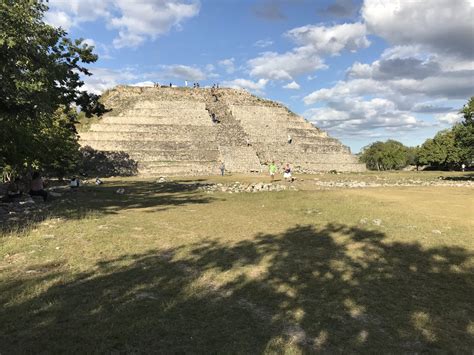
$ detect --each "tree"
[360,140,410,171]
[453,96,474,164]
[0,0,105,176]
[417,130,462,170]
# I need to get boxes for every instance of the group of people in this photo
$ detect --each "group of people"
[269,161,294,182]
[218,161,293,182]
[5,172,48,202]
[3,173,104,203]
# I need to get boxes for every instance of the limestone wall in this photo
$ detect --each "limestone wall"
[79,86,365,175]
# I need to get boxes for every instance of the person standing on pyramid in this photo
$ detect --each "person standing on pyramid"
[220,161,225,176]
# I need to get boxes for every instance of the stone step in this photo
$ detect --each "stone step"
[132,100,206,110]
[261,162,365,173]
[120,108,210,117]
[127,149,220,162]
[79,130,217,142]
[88,123,216,133]
[80,140,219,151]
[101,115,213,126]
[218,146,262,172]
[257,151,359,164]
[138,161,219,176]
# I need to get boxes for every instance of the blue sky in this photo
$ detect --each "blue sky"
[46,0,474,152]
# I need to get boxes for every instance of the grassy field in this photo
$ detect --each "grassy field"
[1,172,473,353]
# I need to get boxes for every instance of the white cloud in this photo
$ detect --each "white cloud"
[130,81,155,87]
[46,0,200,48]
[247,22,369,81]
[162,65,206,81]
[436,112,463,125]
[362,0,474,60]
[44,10,73,30]
[45,0,112,29]
[218,58,235,74]
[285,22,370,56]
[254,39,273,48]
[304,97,426,136]
[82,67,138,94]
[283,81,300,90]
[248,48,327,81]
[110,0,200,48]
[221,78,268,94]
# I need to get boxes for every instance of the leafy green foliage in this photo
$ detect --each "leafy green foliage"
[453,96,474,163]
[0,0,106,177]
[417,130,462,169]
[360,140,411,171]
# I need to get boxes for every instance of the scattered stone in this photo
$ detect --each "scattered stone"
[116,188,125,194]
[432,229,442,234]
[156,177,167,183]
[372,219,382,226]
[359,218,368,224]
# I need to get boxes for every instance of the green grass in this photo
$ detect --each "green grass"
[1,172,473,353]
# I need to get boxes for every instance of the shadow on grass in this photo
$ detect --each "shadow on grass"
[441,172,474,181]
[0,180,215,233]
[1,224,472,352]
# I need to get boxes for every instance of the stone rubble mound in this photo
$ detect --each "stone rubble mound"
[197,181,298,193]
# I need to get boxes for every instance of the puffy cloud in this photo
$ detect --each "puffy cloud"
[221,78,268,94]
[218,58,235,74]
[362,0,474,59]
[82,68,138,94]
[110,0,200,48]
[412,103,454,114]
[162,65,206,81]
[347,58,441,81]
[45,0,111,30]
[283,81,300,90]
[322,0,359,18]
[247,23,369,81]
[304,98,426,136]
[46,0,200,48]
[435,112,463,125]
[286,22,370,56]
[130,81,155,87]
[304,79,389,104]
[248,48,327,81]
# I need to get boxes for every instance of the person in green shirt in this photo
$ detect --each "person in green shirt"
[269,161,277,182]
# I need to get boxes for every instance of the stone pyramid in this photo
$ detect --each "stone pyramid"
[79,86,365,175]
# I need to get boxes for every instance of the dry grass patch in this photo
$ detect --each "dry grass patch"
[1,173,473,353]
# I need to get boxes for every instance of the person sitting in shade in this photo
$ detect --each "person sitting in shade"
[7,177,22,201]
[29,172,48,201]
[70,177,80,188]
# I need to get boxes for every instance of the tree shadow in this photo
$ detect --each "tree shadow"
[441,172,474,181]
[79,146,139,177]
[0,179,215,234]
[1,224,472,352]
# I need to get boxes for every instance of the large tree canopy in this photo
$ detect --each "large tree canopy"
[453,96,474,164]
[0,0,105,175]
[359,140,410,171]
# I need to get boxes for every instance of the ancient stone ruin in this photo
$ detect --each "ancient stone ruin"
[79,86,365,175]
